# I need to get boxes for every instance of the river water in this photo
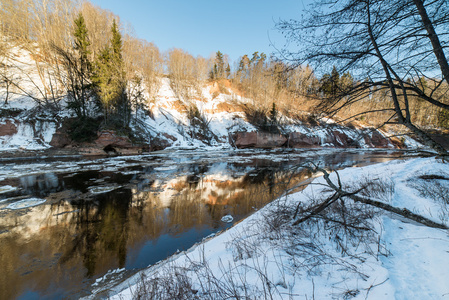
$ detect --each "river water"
[0,149,404,299]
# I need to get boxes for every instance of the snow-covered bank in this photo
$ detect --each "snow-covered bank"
[96,156,449,300]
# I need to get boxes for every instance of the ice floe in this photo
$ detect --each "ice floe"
[0,185,18,194]
[6,198,46,209]
[88,185,122,194]
[221,214,234,223]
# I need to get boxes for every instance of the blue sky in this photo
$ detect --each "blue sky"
[89,0,310,63]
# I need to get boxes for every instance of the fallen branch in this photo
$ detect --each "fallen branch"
[348,194,448,229]
[293,191,340,225]
[295,164,449,230]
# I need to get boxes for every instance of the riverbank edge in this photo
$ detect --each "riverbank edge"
[85,153,448,299]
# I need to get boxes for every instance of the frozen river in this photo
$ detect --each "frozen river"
[0,148,404,299]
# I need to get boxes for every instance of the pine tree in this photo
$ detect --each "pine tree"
[55,13,95,118]
[92,19,129,127]
[52,13,100,141]
[320,66,340,97]
[237,55,250,80]
[74,13,90,66]
[212,51,224,79]
[250,52,260,66]
[257,53,267,68]
[269,102,277,124]
[225,64,231,79]
[111,19,123,68]
[73,13,92,117]
[110,19,129,126]
[93,47,114,118]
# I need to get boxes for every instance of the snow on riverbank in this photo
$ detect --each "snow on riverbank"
[94,156,449,300]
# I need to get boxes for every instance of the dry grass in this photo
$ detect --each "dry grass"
[410,173,449,223]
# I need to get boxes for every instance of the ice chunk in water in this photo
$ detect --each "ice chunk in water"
[221,215,234,223]
[154,166,177,171]
[0,185,18,194]
[88,185,121,194]
[6,198,46,210]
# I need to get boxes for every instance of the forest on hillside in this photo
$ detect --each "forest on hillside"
[0,0,448,148]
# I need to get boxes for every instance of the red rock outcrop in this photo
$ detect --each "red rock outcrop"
[95,130,133,148]
[150,135,173,151]
[0,120,18,136]
[233,132,287,149]
[288,132,321,148]
[364,131,392,148]
[49,131,71,148]
[332,130,357,147]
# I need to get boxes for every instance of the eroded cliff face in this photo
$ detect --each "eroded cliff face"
[231,127,400,150]
[0,65,405,153]
[0,109,404,155]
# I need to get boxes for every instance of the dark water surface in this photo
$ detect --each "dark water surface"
[0,149,404,299]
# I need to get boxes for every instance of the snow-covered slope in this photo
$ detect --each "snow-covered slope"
[0,47,418,153]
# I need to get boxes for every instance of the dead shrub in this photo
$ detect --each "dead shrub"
[186,103,217,145]
[131,269,196,300]
[410,173,449,223]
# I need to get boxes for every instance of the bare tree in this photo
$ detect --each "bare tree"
[79,1,116,60]
[122,36,163,108]
[277,0,449,154]
[0,42,13,105]
[167,48,198,101]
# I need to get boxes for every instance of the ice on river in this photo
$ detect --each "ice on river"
[6,198,46,209]
[88,185,122,194]
[221,215,234,223]
[0,185,18,194]
[154,165,178,171]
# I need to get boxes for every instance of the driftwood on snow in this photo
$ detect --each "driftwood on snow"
[293,164,448,230]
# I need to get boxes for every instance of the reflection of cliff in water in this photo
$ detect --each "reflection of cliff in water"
[0,150,400,299]
[0,161,312,299]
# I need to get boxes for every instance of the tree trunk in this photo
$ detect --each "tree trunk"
[367,1,447,156]
[413,0,449,85]
[402,121,448,155]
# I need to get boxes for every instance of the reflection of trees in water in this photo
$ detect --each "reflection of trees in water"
[185,164,210,188]
[242,166,313,197]
[0,161,315,299]
[19,173,63,196]
[0,152,404,299]
[62,189,133,277]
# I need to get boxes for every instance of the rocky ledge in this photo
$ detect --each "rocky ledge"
[50,129,149,156]
[230,128,404,149]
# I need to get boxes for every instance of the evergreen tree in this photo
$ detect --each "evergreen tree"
[250,51,260,66]
[258,53,267,67]
[92,19,129,128]
[93,47,114,118]
[54,13,95,118]
[320,66,340,97]
[111,19,123,68]
[74,13,93,117]
[73,13,91,66]
[225,64,231,79]
[236,54,250,80]
[211,51,225,79]
[110,19,129,126]
[52,13,100,141]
